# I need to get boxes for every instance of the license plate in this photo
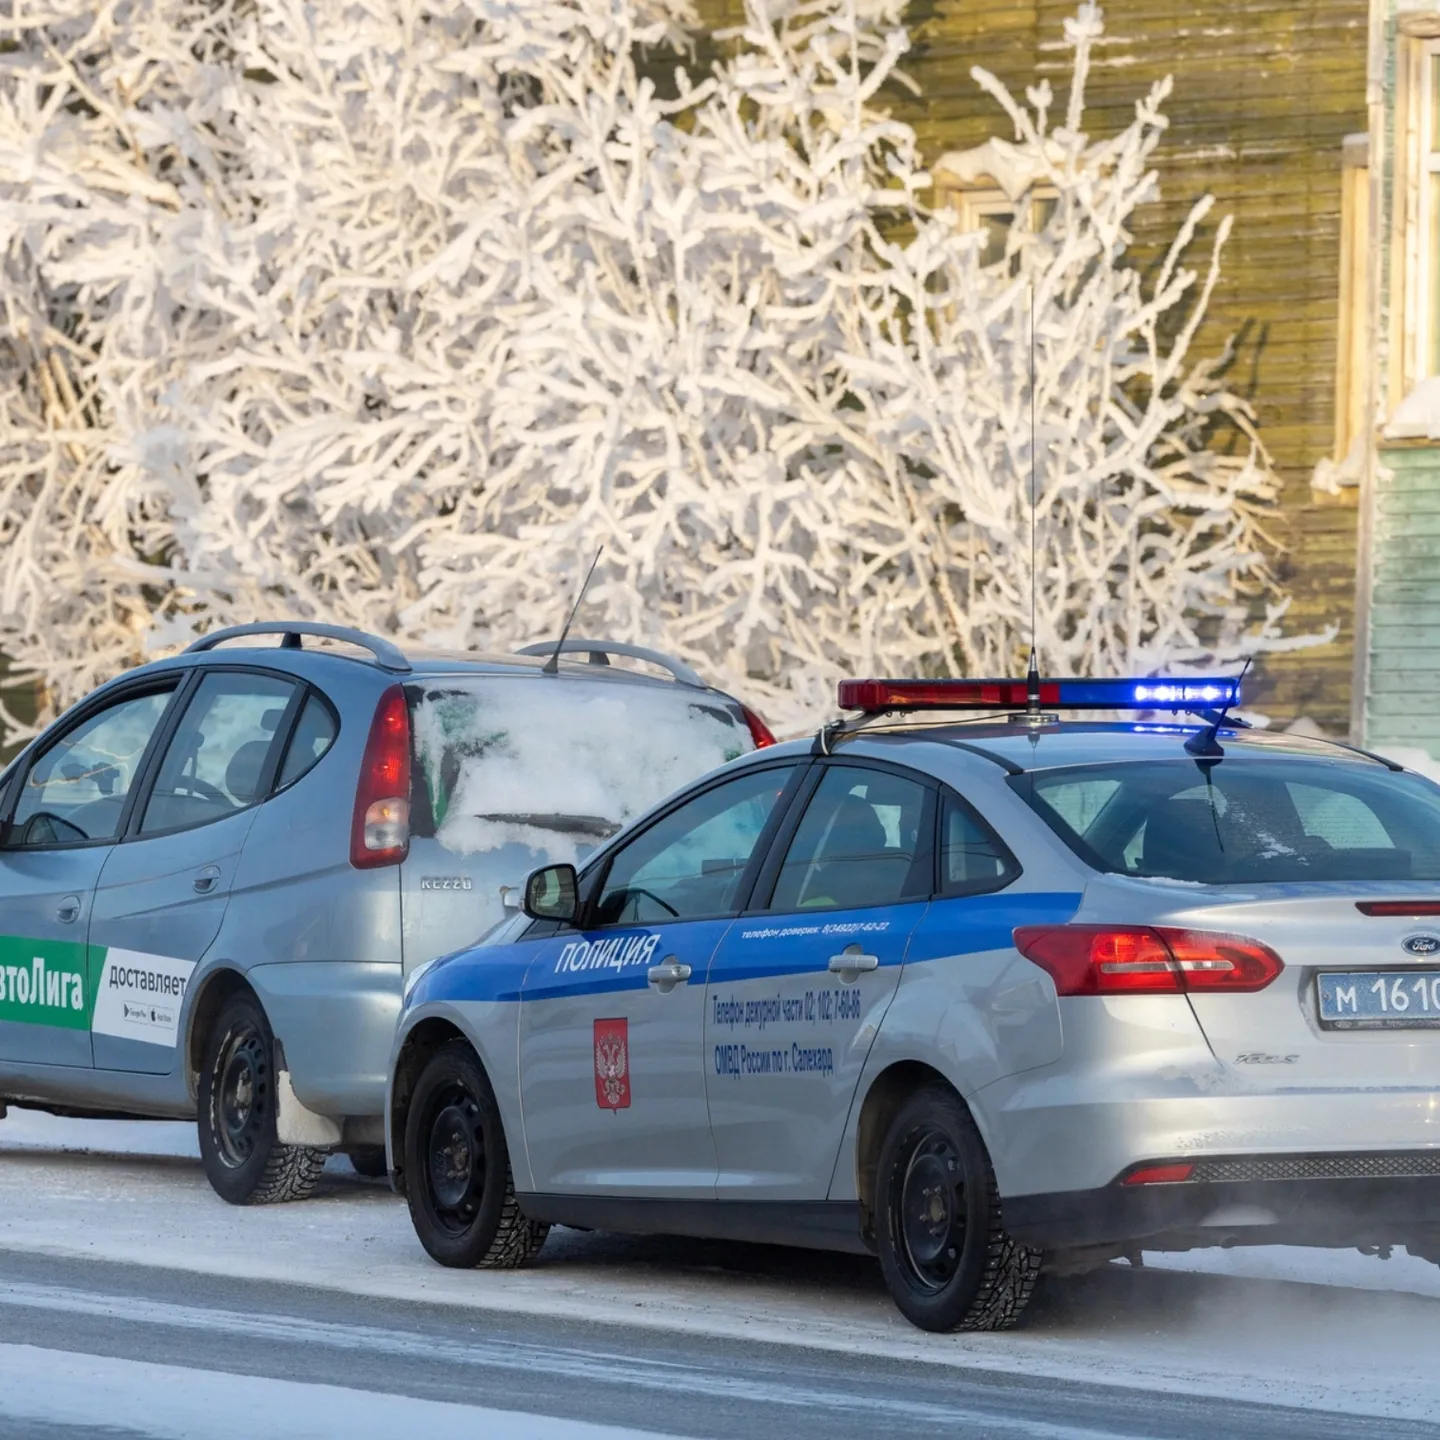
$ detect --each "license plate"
[1317,971,1440,1029]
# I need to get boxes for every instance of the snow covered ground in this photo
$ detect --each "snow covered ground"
[1,1111,1439,1427]
[0,1345,670,1440]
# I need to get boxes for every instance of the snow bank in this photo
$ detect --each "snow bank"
[412,678,748,865]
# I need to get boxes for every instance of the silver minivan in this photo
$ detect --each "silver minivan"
[0,622,769,1202]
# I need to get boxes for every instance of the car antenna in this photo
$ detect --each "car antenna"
[1024,282,1045,726]
[1184,655,1252,758]
[542,546,604,675]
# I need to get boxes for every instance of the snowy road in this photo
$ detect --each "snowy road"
[3,1116,1440,1438]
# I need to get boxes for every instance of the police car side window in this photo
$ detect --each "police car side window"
[940,793,1020,896]
[767,766,931,912]
[593,766,796,926]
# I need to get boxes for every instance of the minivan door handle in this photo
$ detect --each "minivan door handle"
[55,896,81,924]
[647,958,692,994]
[828,945,879,982]
[193,865,221,894]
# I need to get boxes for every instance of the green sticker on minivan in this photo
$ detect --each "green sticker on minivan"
[0,935,90,1030]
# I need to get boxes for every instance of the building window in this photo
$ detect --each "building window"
[933,142,1057,272]
[1389,28,1440,402]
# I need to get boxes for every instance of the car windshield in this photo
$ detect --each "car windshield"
[1012,757,1440,884]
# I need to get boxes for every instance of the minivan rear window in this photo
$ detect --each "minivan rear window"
[409,678,753,862]
[1013,758,1440,884]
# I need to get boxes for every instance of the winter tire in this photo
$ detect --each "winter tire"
[403,1038,548,1269]
[346,1146,388,1179]
[198,993,327,1206]
[875,1082,1041,1332]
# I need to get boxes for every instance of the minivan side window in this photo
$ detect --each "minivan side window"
[139,673,297,835]
[592,765,796,926]
[278,694,338,789]
[8,689,175,847]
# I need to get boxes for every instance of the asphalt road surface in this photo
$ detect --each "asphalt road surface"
[0,1246,1434,1440]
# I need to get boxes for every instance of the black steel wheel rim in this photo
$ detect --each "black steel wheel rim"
[424,1083,487,1234]
[896,1125,966,1292]
[215,1026,269,1168]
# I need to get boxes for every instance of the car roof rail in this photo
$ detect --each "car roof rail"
[184,622,412,673]
[515,639,705,689]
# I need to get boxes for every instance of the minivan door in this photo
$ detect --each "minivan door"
[88,670,299,1073]
[0,685,179,1068]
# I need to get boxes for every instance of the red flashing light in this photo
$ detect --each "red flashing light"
[1357,901,1440,917]
[351,685,412,869]
[838,679,1060,713]
[740,704,777,749]
[1012,925,1284,996]
[1122,1163,1195,1186]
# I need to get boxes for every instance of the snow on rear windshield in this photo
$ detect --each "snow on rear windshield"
[1012,758,1440,884]
[410,678,750,865]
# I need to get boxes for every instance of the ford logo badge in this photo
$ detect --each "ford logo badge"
[1402,934,1440,956]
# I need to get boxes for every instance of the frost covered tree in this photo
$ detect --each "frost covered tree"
[0,0,1307,737]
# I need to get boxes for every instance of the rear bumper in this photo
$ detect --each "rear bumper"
[1005,1152,1440,1251]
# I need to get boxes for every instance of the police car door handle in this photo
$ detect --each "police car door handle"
[828,945,879,981]
[647,957,692,993]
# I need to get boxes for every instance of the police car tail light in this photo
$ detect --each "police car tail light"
[740,704,777,749]
[836,676,1240,713]
[1158,928,1284,992]
[1356,900,1440,916]
[1013,925,1282,995]
[1122,1162,1196,1186]
[351,685,411,869]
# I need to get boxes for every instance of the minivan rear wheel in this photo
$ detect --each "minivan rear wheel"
[403,1039,548,1268]
[198,993,327,1205]
[875,1083,1041,1332]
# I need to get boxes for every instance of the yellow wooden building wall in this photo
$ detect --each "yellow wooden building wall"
[695,0,1369,732]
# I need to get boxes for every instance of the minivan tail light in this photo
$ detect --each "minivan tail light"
[351,685,411,869]
[1012,925,1283,995]
[740,704,777,749]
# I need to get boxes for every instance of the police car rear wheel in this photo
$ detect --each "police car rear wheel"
[198,993,327,1206]
[404,1039,549,1269]
[876,1084,1041,1332]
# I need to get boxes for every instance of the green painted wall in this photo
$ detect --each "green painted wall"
[1367,445,1440,756]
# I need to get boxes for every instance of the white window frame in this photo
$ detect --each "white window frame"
[933,151,1057,271]
[1390,28,1440,401]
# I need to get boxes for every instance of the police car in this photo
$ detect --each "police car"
[386,674,1440,1332]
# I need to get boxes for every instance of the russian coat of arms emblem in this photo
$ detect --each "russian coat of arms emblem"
[593,1017,631,1110]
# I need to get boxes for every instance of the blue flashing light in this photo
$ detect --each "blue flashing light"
[1055,678,1240,711]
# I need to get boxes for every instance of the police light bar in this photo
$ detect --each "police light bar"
[836,677,1241,714]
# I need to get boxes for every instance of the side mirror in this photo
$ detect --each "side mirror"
[523,863,579,924]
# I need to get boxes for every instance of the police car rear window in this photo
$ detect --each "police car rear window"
[1013,759,1440,884]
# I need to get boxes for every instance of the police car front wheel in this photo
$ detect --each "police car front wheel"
[403,1039,549,1269]
[875,1084,1041,1332]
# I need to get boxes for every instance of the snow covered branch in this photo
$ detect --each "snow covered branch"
[0,0,1307,737]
